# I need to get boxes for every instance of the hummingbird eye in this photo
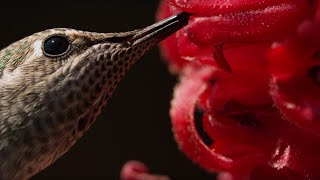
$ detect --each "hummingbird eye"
[43,35,70,57]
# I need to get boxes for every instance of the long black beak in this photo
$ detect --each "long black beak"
[129,12,190,45]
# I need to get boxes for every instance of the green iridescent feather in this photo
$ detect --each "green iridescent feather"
[0,40,31,74]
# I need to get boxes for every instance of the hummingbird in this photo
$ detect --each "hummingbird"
[0,12,189,180]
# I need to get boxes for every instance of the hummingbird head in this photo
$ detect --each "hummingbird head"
[0,12,189,179]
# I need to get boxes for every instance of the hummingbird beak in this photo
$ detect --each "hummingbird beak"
[128,12,190,46]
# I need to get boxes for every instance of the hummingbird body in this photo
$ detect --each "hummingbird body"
[0,13,189,179]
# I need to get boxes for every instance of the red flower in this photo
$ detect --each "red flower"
[121,161,170,180]
[156,0,320,179]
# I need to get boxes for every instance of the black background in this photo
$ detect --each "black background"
[0,1,215,179]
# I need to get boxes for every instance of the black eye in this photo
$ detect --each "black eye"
[309,66,320,85]
[43,35,70,57]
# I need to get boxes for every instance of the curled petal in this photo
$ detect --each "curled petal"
[171,67,271,174]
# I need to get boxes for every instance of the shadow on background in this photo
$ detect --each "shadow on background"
[0,1,216,179]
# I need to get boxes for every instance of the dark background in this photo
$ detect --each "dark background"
[0,1,215,179]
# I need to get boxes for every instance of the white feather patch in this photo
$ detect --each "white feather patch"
[1,68,22,83]
[32,40,43,58]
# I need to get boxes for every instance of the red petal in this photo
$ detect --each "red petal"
[171,67,270,174]
[186,3,312,45]
[268,21,320,135]
[169,0,303,15]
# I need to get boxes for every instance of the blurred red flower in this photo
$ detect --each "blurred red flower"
[156,0,320,179]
